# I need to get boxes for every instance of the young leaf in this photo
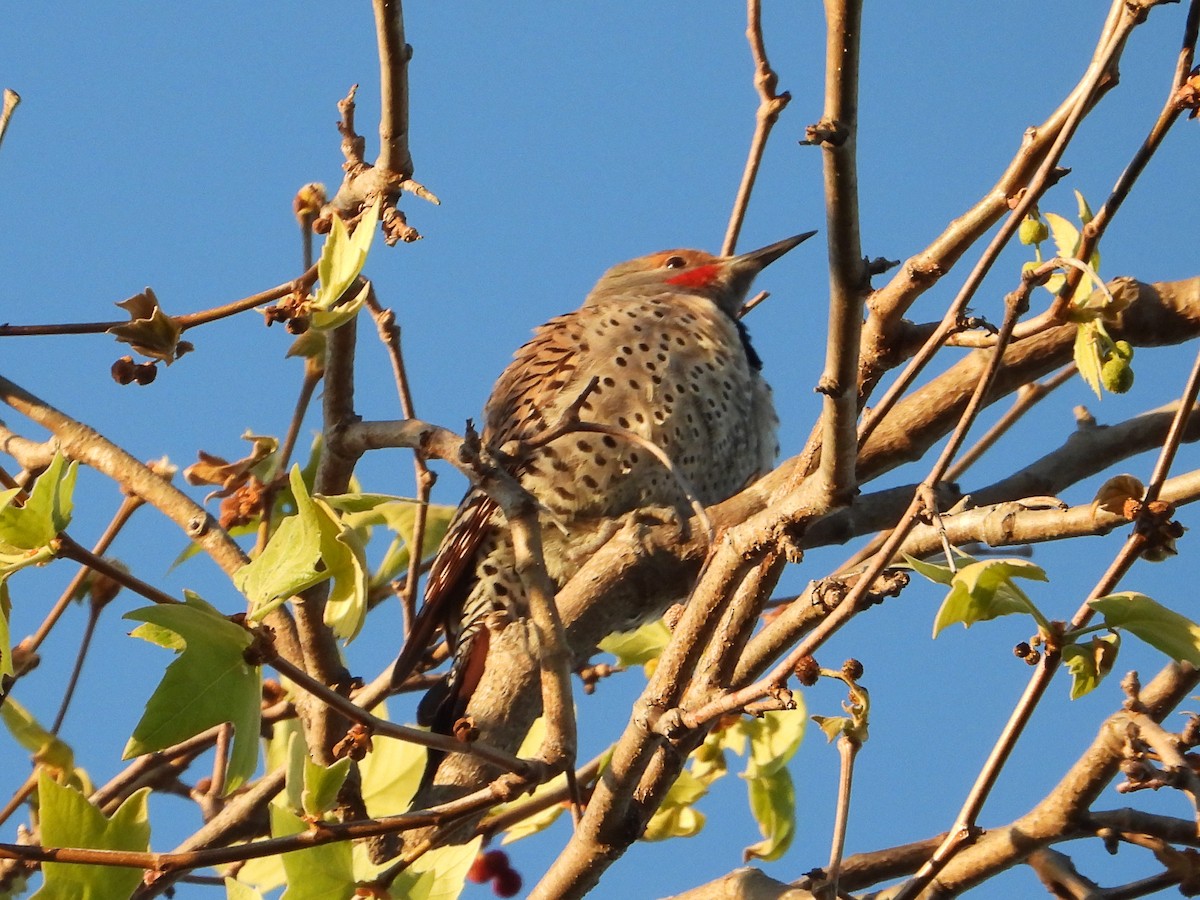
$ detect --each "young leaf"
[269,804,355,900]
[225,878,265,900]
[0,696,76,779]
[1074,321,1104,398]
[0,581,10,678]
[0,452,76,551]
[1090,593,1200,666]
[643,769,708,840]
[390,836,483,900]
[302,753,352,820]
[1062,633,1120,699]
[742,767,795,862]
[312,202,379,312]
[236,466,327,619]
[124,593,260,790]
[359,735,426,818]
[744,708,806,780]
[599,619,672,670]
[931,558,1048,637]
[311,495,370,641]
[32,772,150,900]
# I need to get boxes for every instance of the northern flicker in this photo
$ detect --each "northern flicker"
[391,232,814,738]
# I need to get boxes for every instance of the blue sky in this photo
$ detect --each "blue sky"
[3,3,1200,898]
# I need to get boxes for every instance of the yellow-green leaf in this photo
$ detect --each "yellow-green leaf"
[643,769,708,840]
[360,735,426,818]
[931,558,1048,637]
[1090,593,1200,666]
[0,696,76,778]
[32,773,150,900]
[312,202,379,313]
[600,619,672,670]
[391,836,483,900]
[270,804,355,900]
[0,452,76,552]
[124,593,260,790]
[742,767,795,862]
[1062,633,1120,699]
[312,496,369,641]
[236,466,327,619]
[744,708,806,780]
[225,877,265,900]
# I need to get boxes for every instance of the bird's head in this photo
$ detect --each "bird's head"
[584,231,815,317]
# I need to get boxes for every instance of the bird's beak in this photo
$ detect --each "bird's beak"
[730,231,817,272]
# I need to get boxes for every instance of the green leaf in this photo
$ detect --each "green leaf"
[224,878,265,900]
[390,836,483,900]
[270,804,356,900]
[1090,593,1200,666]
[302,753,351,820]
[359,735,426,819]
[311,282,370,332]
[744,708,806,780]
[312,202,379,312]
[236,466,327,619]
[0,581,10,679]
[1062,633,1120,699]
[643,768,708,840]
[904,553,956,586]
[124,593,260,790]
[32,772,150,900]
[1074,321,1104,398]
[0,696,76,778]
[812,715,854,742]
[599,619,672,670]
[931,558,1048,637]
[311,496,370,641]
[0,452,76,551]
[742,767,795,862]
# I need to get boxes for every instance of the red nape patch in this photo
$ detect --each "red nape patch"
[666,263,722,289]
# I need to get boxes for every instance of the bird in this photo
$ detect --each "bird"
[391,231,815,745]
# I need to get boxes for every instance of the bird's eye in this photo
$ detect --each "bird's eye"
[664,255,687,269]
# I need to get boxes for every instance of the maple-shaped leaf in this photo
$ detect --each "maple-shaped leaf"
[312,201,379,313]
[929,558,1049,637]
[32,772,150,900]
[1062,633,1120,699]
[107,288,193,364]
[0,451,76,553]
[1090,593,1200,666]
[269,804,356,900]
[124,593,260,791]
[321,492,455,590]
[235,467,327,620]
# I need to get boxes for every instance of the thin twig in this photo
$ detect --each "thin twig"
[267,654,529,776]
[893,287,1200,899]
[0,270,315,338]
[856,10,1132,451]
[364,287,435,636]
[56,535,180,606]
[721,0,791,256]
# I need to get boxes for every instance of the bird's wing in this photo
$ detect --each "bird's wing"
[391,312,584,691]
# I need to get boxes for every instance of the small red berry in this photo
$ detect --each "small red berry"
[492,867,522,898]
[467,849,509,884]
